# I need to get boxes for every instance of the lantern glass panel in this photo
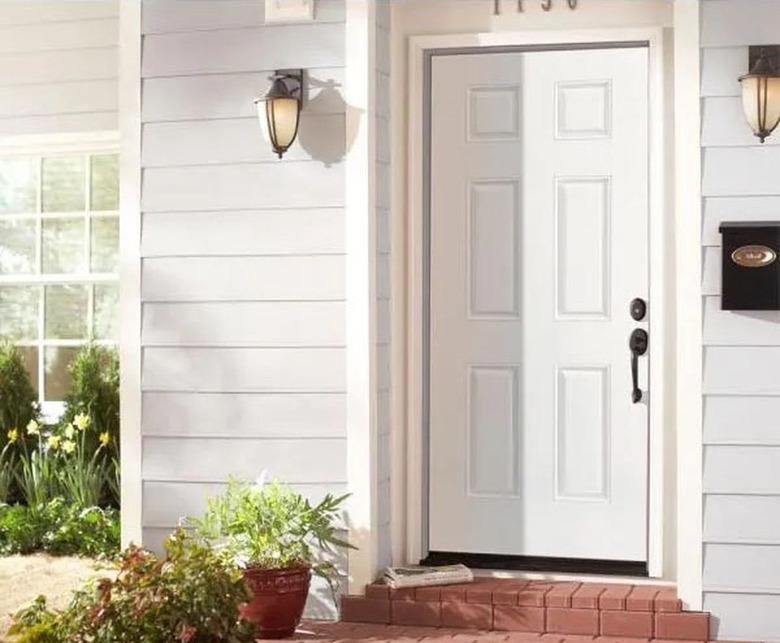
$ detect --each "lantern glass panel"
[266,97,300,154]
[741,75,780,139]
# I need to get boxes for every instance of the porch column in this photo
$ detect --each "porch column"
[345,0,381,593]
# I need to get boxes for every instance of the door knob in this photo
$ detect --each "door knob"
[629,328,648,403]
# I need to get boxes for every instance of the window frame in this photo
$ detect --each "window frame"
[0,131,120,421]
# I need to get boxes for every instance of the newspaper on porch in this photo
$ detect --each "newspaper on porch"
[383,564,474,589]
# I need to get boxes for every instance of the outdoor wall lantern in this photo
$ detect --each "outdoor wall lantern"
[254,69,304,158]
[739,47,780,143]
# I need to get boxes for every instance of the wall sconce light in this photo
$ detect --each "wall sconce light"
[254,69,304,159]
[739,47,780,143]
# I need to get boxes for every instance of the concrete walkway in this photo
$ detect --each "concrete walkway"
[0,555,111,641]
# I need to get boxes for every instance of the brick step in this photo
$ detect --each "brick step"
[340,580,711,641]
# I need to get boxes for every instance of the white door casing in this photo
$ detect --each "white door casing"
[428,47,649,561]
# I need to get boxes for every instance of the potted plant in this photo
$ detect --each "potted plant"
[189,477,353,639]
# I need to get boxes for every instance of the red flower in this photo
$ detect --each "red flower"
[177,623,197,642]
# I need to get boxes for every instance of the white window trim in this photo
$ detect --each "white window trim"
[0,131,120,421]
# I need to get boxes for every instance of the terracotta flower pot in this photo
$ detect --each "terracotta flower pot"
[239,565,312,639]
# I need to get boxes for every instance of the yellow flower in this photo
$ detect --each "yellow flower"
[26,420,40,436]
[47,435,61,450]
[64,424,75,439]
[73,413,91,432]
[62,440,76,454]
[6,428,18,444]
[99,432,110,447]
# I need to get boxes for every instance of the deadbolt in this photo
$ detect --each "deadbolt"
[630,298,647,321]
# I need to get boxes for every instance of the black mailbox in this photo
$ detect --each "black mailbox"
[719,222,780,310]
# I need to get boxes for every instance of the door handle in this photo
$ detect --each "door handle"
[629,328,648,403]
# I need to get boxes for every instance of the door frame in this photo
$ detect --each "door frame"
[404,28,667,578]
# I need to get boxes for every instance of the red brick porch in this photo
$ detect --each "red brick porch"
[337,580,724,642]
[278,619,744,643]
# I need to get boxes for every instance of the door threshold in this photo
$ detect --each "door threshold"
[421,551,648,577]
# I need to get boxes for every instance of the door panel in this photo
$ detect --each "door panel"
[429,47,649,562]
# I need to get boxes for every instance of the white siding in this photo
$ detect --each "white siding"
[0,1,118,136]
[138,0,348,616]
[700,1,780,640]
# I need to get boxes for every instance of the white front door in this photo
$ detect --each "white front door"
[428,46,649,562]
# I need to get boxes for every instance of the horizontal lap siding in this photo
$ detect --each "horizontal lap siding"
[141,0,345,34]
[142,114,346,166]
[142,392,345,438]
[142,347,345,392]
[142,67,345,122]
[142,437,346,484]
[700,2,780,640]
[141,210,345,257]
[0,2,118,135]
[143,301,345,347]
[142,162,344,211]
[143,480,348,528]
[142,255,344,302]
[139,2,347,603]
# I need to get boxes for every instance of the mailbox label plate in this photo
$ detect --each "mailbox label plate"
[731,245,777,268]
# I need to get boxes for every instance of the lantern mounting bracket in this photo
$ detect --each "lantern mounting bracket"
[748,46,780,73]
[269,68,305,105]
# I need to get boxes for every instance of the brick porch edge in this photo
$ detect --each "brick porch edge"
[340,580,711,641]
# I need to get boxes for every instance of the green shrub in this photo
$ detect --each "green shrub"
[60,345,119,460]
[55,344,120,507]
[0,498,119,557]
[9,530,256,643]
[0,341,41,453]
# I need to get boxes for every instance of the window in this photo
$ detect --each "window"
[0,148,119,419]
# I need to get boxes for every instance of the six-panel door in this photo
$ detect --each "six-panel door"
[429,47,649,562]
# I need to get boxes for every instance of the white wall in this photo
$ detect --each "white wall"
[137,0,348,617]
[699,1,780,640]
[0,1,118,137]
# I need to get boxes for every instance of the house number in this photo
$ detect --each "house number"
[544,0,578,9]
[495,0,577,14]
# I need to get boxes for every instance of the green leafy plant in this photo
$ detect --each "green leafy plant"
[56,413,111,508]
[15,425,62,507]
[106,455,120,506]
[190,477,354,598]
[0,341,41,454]
[9,530,256,643]
[0,498,118,557]
[0,444,15,503]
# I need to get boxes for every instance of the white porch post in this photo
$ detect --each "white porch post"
[345,0,380,593]
[673,0,703,611]
[118,0,143,548]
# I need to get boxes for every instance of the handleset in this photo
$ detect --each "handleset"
[629,298,648,404]
[629,329,648,403]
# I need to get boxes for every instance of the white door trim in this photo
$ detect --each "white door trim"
[404,28,667,577]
